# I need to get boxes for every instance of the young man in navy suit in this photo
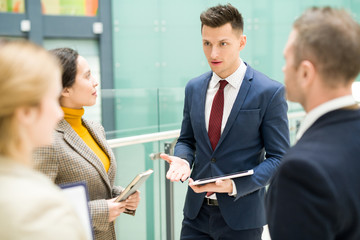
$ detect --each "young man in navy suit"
[266,7,360,240]
[161,4,289,239]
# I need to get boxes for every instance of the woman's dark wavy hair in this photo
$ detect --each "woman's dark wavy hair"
[50,47,79,88]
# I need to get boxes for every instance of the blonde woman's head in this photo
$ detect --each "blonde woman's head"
[0,40,63,160]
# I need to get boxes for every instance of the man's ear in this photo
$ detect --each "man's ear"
[298,60,316,89]
[61,87,70,98]
[239,35,247,51]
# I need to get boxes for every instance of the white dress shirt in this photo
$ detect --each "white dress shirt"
[296,95,358,141]
[205,60,247,133]
[205,60,247,198]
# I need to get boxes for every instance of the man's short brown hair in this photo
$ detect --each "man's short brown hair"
[200,4,243,33]
[293,7,360,86]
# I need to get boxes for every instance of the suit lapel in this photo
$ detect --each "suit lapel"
[199,72,213,151]
[56,119,113,191]
[82,119,117,184]
[214,64,254,152]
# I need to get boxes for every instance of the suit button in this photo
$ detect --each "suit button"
[211,158,216,163]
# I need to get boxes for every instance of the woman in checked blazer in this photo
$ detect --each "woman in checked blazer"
[34,48,140,240]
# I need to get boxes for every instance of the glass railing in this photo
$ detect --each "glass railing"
[91,88,305,240]
[98,88,184,140]
[96,88,185,239]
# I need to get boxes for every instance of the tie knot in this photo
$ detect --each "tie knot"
[219,80,228,90]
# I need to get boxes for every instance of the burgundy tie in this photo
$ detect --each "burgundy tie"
[206,80,228,198]
[208,80,228,151]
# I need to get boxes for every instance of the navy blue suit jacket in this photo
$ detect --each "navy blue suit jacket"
[266,108,360,239]
[175,64,290,230]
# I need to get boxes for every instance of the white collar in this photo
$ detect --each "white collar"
[210,59,247,89]
[296,95,357,141]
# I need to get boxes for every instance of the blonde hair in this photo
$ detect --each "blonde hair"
[0,41,61,157]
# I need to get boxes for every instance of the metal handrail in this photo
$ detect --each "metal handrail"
[107,111,305,148]
[108,129,181,148]
[287,111,306,119]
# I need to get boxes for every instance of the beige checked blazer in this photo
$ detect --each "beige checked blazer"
[34,119,123,240]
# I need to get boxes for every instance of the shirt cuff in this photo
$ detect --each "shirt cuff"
[228,180,237,197]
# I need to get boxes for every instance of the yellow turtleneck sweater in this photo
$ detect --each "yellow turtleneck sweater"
[62,107,110,172]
